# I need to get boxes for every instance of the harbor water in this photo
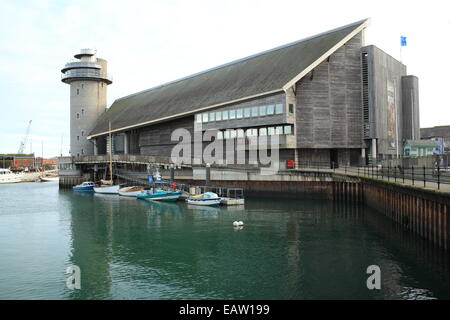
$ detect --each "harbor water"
[0,182,449,300]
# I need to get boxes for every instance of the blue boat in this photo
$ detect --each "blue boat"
[137,190,182,201]
[73,181,96,192]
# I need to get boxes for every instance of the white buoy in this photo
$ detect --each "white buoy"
[238,221,244,226]
[233,221,239,227]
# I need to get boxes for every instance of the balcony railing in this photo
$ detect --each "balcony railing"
[61,69,112,83]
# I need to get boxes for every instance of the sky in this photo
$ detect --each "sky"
[0,0,449,157]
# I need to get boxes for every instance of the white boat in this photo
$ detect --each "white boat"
[0,169,21,184]
[94,184,121,194]
[40,176,59,183]
[186,192,221,206]
[118,186,145,197]
[220,197,245,206]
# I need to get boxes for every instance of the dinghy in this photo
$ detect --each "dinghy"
[118,186,145,197]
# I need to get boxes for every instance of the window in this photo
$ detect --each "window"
[259,127,267,136]
[230,130,237,138]
[216,111,222,121]
[275,104,283,114]
[289,104,294,113]
[222,110,229,120]
[209,112,215,122]
[77,89,79,95]
[275,126,283,135]
[224,130,230,139]
[196,114,202,123]
[81,131,84,136]
[77,136,80,141]
[81,108,85,115]
[284,125,292,135]
[76,113,80,119]
[268,127,275,135]
[246,128,257,137]
[202,113,208,123]
[267,105,274,115]
[237,129,244,138]
[81,84,84,89]
[217,131,223,140]
[229,109,236,119]
[81,149,84,155]
[251,106,258,117]
[244,108,251,118]
[259,106,266,116]
[236,109,243,119]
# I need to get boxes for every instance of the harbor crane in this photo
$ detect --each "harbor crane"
[17,120,32,154]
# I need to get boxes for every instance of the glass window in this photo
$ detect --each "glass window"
[209,112,215,121]
[275,126,283,135]
[202,113,208,122]
[76,113,80,119]
[275,104,283,114]
[81,131,84,136]
[224,130,230,139]
[259,106,266,116]
[217,131,223,140]
[250,128,258,136]
[230,130,236,138]
[268,127,275,135]
[267,105,274,115]
[284,125,292,134]
[196,114,202,123]
[251,107,258,117]
[222,110,229,120]
[216,111,222,121]
[236,109,243,119]
[289,104,294,113]
[259,127,267,136]
[237,129,244,138]
[244,108,251,118]
[229,109,236,119]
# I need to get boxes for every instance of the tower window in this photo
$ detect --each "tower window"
[81,131,84,136]
[77,89,79,95]
[81,149,84,155]
[81,109,84,115]
[76,113,80,119]
[81,84,84,89]
[77,136,79,141]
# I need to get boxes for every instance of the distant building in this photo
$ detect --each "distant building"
[403,140,439,157]
[420,126,450,154]
[63,19,421,168]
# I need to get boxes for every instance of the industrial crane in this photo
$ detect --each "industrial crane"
[17,120,32,154]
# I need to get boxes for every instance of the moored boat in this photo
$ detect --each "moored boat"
[118,186,145,197]
[73,181,96,191]
[94,184,121,194]
[137,190,182,201]
[0,169,21,184]
[186,192,221,206]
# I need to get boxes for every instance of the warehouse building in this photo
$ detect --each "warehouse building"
[62,19,420,169]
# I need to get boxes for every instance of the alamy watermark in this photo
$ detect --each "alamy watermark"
[66,265,81,290]
[170,123,281,175]
[366,265,381,290]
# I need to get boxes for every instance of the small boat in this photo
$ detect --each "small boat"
[0,169,21,184]
[118,186,145,197]
[94,184,121,194]
[220,197,245,206]
[73,181,96,191]
[186,192,221,206]
[137,189,182,201]
[40,176,59,183]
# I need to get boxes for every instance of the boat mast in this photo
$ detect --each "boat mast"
[109,121,113,183]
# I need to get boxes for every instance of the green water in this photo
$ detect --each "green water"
[0,182,449,300]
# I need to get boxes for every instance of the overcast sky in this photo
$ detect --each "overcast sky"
[0,0,449,157]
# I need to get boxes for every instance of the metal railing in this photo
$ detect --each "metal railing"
[61,69,112,82]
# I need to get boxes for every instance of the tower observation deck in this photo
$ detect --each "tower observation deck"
[61,49,112,157]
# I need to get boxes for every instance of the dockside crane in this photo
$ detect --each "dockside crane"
[17,120,32,154]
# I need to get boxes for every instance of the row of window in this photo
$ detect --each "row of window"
[76,109,85,119]
[211,124,293,140]
[196,104,285,123]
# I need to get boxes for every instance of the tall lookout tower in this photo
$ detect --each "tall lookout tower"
[61,49,112,157]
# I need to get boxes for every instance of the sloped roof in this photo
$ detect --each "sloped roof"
[88,19,369,138]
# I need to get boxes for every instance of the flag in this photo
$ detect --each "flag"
[401,36,407,46]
